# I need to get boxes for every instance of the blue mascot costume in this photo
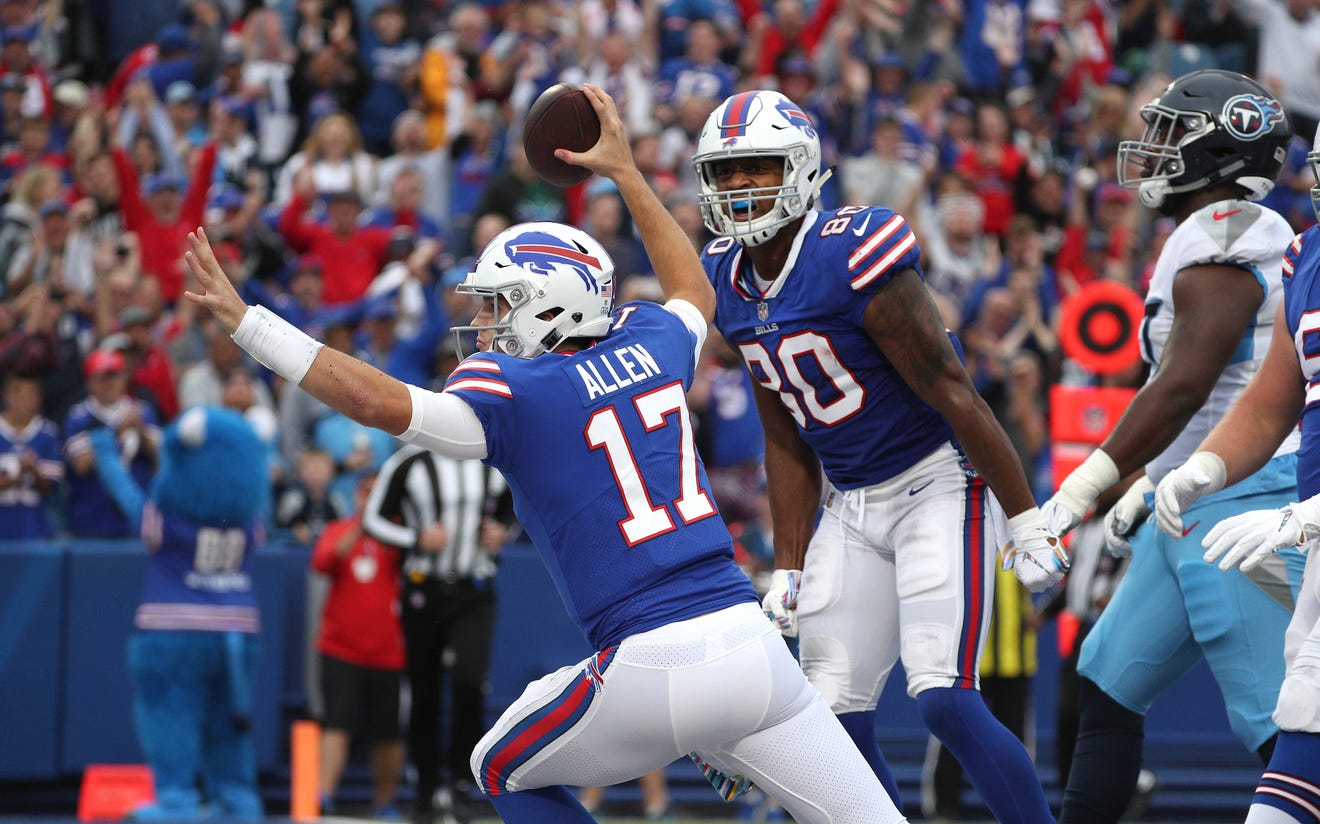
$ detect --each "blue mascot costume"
[92,406,269,821]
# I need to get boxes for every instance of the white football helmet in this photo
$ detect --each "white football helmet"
[1309,125,1320,224]
[692,90,827,247]
[455,222,615,358]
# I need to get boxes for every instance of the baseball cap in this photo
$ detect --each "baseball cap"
[120,305,153,328]
[777,54,813,78]
[320,185,360,203]
[143,172,185,196]
[291,254,324,276]
[53,79,89,108]
[870,51,906,71]
[156,22,193,52]
[208,183,245,212]
[84,348,126,378]
[165,80,197,105]
[363,296,398,321]
[38,199,68,219]
[2,24,34,45]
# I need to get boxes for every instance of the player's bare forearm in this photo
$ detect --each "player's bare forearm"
[1100,262,1263,475]
[753,380,819,569]
[1199,302,1305,484]
[558,84,715,320]
[866,270,1036,516]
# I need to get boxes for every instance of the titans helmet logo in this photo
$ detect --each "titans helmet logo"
[1222,94,1285,141]
[505,231,603,293]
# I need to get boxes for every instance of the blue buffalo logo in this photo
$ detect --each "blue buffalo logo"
[1222,94,1284,141]
[775,99,817,139]
[505,231,604,293]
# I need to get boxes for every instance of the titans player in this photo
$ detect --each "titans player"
[1040,70,1306,822]
[1152,129,1320,824]
[183,85,902,824]
[692,89,1061,822]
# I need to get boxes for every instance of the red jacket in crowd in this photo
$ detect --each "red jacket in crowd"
[278,193,393,305]
[313,516,405,671]
[112,143,218,301]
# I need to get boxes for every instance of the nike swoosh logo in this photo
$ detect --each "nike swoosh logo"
[1213,209,1241,220]
[1181,520,1201,538]
[851,213,872,237]
[908,480,933,496]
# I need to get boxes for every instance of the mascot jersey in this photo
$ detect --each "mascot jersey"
[1284,226,1320,500]
[704,206,954,490]
[444,300,756,650]
[1141,199,1298,485]
[133,501,261,633]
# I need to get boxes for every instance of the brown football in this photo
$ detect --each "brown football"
[522,83,601,187]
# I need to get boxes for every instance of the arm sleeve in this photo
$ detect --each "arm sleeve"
[663,298,708,367]
[400,384,489,459]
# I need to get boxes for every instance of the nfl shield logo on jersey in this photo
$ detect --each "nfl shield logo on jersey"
[757,301,769,321]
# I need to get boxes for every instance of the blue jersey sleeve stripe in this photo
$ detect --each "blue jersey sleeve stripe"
[851,231,918,290]
[848,214,907,271]
[446,379,512,398]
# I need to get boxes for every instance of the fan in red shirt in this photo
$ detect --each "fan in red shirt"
[311,476,406,818]
[278,167,395,306]
[112,143,218,302]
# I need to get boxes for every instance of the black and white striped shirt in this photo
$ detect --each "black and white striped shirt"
[362,444,514,584]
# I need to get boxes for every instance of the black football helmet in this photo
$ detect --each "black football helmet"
[1118,69,1291,209]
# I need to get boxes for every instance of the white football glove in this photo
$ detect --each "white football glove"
[1043,449,1121,537]
[761,569,801,637]
[1153,452,1227,538]
[1202,496,1320,572]
[1005,508,1070,593]
[1103,475,1155,558]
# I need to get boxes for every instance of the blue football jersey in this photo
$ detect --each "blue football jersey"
[444,301,757,649]
[1284,226,1320,499]
[0,415,62,539]
[705,206,954,489]
[134,502,261,633]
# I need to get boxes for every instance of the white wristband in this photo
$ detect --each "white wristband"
[231,305,324,386]
[1055,448,1121,516]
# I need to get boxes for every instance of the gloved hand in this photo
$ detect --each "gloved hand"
[1154,451,1227,538]
[761,569,801,637]
[1202,495,1320,572]
[1104,475,1155,558]
[1005,508,1070,593]
[1043,449,1121,537]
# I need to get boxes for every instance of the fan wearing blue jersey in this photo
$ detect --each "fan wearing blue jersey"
[1037,70,1306,824]
[181,85,903,824]
[691,89,1063,823]
[1150,131,1320,824]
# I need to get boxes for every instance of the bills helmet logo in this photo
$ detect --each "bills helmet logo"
[505,231,604,294]
[775,99,817,138]
[1223,94,1285,141]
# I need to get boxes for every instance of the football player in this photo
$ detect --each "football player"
[1152,125,1320,824]
[692,89,1060,822]
[1040,69,1306,822]
[182,85,903,824]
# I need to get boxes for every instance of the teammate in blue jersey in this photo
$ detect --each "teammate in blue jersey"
[1038,70,1306,823]
[691,89,1063,823]
[182,84,903,824]
[1150,129,1320,824]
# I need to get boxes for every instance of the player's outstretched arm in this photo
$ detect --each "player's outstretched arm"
[183,228,414,437]
[556,84,715,322]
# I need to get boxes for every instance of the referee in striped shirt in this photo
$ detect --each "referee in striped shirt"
[362,440,515,824]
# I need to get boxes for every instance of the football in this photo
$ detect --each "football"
[522,83,601,187]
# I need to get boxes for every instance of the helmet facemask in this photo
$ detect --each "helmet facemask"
[1309,131,1320,225]
[696,149,817,247]
[1118,104,1225,208]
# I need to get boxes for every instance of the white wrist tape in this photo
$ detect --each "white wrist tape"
[1055,448,1121,516]
[231,305,324,387]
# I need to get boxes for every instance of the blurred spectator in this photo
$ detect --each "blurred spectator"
[115,303,179,423]
[111,133,218,301]
[0,163,60,296]
[445,100,505,258]
[654,21,733,130]
[238,7,300,172]
[1236,0,1320,144]
[0,22,51,118]
[0,111,64,189]
[62,348,160,538]
[955,100,1023,237]
[840,115,926,212]
[311,470,406,819]
[28,198,96,298]
[472,141,567,227]
[956,0,1027,97]
[275,111,377,207]
[739,0,836,84]
[70,151,124,247]
[116,76,186,179]
[922,189,996,314]
[0,371,61,539]
[356,2,420,156]
[277,447,347,545]
[288,44,369,147]
[277,169,396,305]
[176,313,267,409]
[364,165,443,242]
[374,110,449,227]
[417,2,489,148]
[362,429,515,824]
[580,187,649,283]
[560,30,654,136]
[1055,178,1138,294]
[211,96,260,187]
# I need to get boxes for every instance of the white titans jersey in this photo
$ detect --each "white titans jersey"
[1140,198,1299,483]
